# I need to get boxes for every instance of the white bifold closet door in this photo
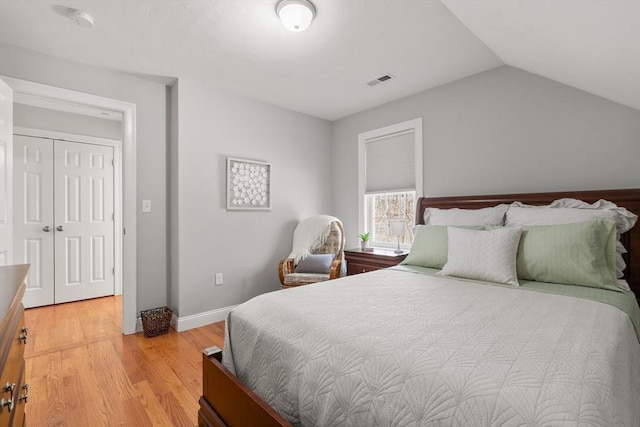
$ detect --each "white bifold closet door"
[14,135,115,308]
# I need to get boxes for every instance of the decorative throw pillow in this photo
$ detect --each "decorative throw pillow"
[440,226,522,286]
[425,205,508,226]
[516,220,618,290]
[294,254,335,274]
[401,225,483,269]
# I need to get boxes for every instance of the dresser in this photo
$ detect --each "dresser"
[0,264,29,427]
[344,248,408,275]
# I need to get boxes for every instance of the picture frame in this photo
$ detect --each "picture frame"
[226,157,271,210]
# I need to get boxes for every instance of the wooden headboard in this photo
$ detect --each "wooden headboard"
[416,189,640,299]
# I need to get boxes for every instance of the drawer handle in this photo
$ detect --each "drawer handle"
[3,382,15,398]
[1,382,16,413]
[0,397,13,413]
[19,326,28,344]
[18,384,29,403]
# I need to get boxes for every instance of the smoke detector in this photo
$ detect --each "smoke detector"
[67,8,94,27]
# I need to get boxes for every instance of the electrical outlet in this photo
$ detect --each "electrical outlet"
[215,273,223,285]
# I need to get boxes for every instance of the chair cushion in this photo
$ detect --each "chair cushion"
[283,273,330,285]
[295,254,335,274]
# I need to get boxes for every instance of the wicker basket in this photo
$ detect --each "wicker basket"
[140,306,172,337]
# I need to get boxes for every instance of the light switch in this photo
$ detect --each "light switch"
[142,200,152,213]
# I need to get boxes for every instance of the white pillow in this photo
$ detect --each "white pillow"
[548,198,637,235]
[440,226,522,286]
[425,205,508,226]
[506,205,628,278]
[506,206,619,227]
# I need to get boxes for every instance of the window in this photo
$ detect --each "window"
[366,191,416,247]
[358,119,423,249]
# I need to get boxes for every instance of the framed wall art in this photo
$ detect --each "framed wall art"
[226,157,271,210]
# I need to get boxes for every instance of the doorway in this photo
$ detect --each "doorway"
[2,75,138,334]
[14,133,118,308]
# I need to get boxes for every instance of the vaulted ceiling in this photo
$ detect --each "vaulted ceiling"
[0,0,638,120]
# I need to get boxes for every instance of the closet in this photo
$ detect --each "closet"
[13,134,115,308]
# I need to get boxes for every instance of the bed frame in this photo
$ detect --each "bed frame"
[199,188,640,427]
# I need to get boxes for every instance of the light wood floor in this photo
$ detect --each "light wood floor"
[23,296,225,426]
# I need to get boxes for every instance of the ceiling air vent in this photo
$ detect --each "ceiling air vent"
[367,73,395,87]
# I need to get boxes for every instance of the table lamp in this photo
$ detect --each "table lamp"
[390,220,405,254]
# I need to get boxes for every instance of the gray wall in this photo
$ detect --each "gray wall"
[1,43,168,313]
[2,44,334,320]
[14,104,121,140]
[173,76,332,317]
[332,66,640,249]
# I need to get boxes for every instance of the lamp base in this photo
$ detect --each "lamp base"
[394,249,404,254]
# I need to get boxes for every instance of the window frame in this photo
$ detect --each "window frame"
[358,118,423,249]
[364,190,417,249]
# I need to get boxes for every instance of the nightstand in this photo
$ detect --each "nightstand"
[344,248,408,276]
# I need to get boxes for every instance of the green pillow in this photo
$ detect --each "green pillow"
[516,220,618,290]
[401,225,449,269]
[401,225,483,269]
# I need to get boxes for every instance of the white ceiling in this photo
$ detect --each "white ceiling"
[443,0,640,112]
[0,1,638,121]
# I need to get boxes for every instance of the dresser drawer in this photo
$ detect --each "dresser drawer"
[13,365,26,427]
[344,248,408,276]
[0,310,26,426]
[347,262,377,275]
[1,265,29,427]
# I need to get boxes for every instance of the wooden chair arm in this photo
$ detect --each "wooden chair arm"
[278,258,295,285]
[329,254,342,280]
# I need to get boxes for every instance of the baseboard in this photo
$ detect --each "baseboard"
[171,305,237,332]
[135,305,236,334]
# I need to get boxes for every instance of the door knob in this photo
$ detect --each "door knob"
[56,226,64,232]
[43,226,51,232]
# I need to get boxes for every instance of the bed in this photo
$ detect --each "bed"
[199,189,640,427]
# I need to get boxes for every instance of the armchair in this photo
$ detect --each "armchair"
[278,216,345,289]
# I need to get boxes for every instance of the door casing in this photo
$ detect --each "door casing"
[0,79,13,265]
[4,76,137,335]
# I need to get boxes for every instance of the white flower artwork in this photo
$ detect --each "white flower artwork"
[226,158,271,210]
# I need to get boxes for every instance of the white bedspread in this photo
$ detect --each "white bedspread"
[222,269,640,427]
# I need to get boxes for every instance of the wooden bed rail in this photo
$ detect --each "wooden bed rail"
[198,348,292,427]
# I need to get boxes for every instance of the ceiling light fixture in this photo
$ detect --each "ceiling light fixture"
[66,8,94,28]
[276,0,316,32]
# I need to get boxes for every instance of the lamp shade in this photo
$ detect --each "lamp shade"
[277,0,316,32]
[390,220,405,237]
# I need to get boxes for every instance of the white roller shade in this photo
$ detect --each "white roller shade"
[365,131,415,193]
